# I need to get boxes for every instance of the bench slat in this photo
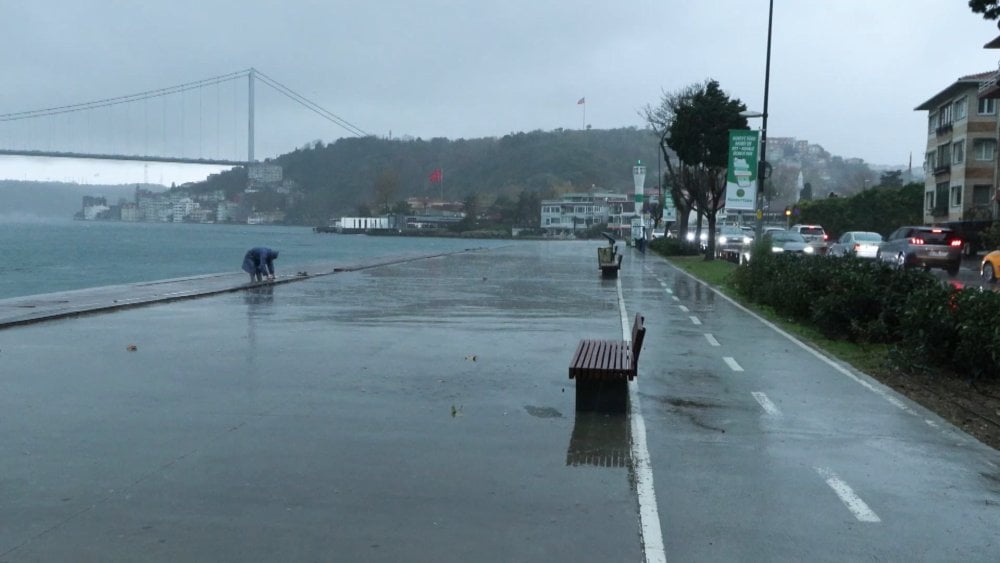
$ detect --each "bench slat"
[568,314,645,382]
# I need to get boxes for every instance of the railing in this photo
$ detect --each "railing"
[933,164,951,176]
[935,123,953,136]
[979,65,1000,95]
[931,205,950,218]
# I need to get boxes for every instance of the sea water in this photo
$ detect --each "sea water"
[0,218,507,300]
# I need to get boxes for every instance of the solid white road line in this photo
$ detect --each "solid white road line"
[689,316,701,326]
[617,278,666,563]
[723,357,744,372]
[751,391,781,416]
[678,305,690,313]
[704,333,720,347]
[815,467,881,523]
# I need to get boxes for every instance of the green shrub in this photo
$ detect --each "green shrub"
[650,237,700,256]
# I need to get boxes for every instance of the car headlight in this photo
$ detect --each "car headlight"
[743,236,752,245]
[719,235,728,245]
[771,246,783,253]
[804,246,815,254]
[686,233,694,242]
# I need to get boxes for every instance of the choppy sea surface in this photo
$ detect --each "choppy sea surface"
[0,218,509,300]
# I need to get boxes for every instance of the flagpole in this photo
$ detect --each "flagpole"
[582,100,586,129]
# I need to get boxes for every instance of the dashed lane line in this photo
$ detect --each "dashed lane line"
[751,392,781,416]
[723,357,744,372]
[704,333,720,347]
[678,305,689,313]
[689,316,702,326]
[617,278,667,563]
[815,467,881,523]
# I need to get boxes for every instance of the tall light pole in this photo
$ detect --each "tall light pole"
[755,0,774,240]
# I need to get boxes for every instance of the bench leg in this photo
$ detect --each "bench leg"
[576,378,628,413]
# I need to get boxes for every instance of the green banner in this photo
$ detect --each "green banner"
[725,130,759,211]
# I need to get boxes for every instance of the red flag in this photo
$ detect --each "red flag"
[429,168,442,183]
[577,97,585,105]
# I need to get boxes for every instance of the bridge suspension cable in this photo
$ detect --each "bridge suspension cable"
[254,70,368,137]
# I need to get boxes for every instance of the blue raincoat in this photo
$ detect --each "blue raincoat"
[242,247,279,279]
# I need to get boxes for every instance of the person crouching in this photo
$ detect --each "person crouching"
[242,247,279,283]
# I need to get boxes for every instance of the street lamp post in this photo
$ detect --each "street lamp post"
[755,0,775,240]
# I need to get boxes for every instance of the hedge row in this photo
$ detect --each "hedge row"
[729,251,1000,381]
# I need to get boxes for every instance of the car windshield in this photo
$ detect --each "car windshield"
[854,232,882,242]
[770,232,805,243]
[798,227,824,235]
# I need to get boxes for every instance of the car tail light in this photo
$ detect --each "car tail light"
[823,234,829,241]
[931,229,943,233]
[853,243,861,251]
[949,239,962,247]
[909,237,924,245]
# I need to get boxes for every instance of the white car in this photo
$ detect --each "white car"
[828,231,883,259]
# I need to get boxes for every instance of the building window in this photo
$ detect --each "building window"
[973,184,993,205]
[938,103,953,127]
[974,138,997,161]
[979,97,997,115]
[925,191,935,211]
[928,112,937,133]
[925,151,935,172]
[953,97,968,120]
[951,185,963,207]
[952,139,965,164]
[937,143,951,167]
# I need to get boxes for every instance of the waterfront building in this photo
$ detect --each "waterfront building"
[540,191,640,237]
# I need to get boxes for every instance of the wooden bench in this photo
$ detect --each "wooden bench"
[597,233,622,277]
[568,313,645,412]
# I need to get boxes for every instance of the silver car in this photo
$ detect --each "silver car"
[876,226,962,276]
[828,231,883,259]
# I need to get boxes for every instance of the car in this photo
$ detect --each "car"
[740,229,815,263]
[876,226,962,276]
[828,231,883,259]
[650,227,665,240]
[790,224,829,253]
[981,250,1000,282]
[716,225,752,260]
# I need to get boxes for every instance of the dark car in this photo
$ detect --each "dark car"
[876,226,962,276]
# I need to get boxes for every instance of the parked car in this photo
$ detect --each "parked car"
[828,231,883,259]
[876,226,962,276]
[981,250,1000,282]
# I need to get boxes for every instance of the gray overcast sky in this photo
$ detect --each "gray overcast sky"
[2,0,1000,185]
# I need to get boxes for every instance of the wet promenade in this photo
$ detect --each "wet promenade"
[1,241,997,562]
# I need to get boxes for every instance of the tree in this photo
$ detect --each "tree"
[970,0,1000,21]
[642,87,701,240]
[801,182,813,201]
[654,80,748,259]
[373,169,400,215]
[879,170,903,188]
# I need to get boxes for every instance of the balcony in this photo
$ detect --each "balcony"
[933,164,951,176]
[935,123,953,136]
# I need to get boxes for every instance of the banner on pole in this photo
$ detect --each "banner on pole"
[725,130,759,211]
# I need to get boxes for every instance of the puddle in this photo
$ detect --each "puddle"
[524,405,563,419]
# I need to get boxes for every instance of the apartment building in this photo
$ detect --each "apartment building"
[915,71,999,223]
[540,191,642,237]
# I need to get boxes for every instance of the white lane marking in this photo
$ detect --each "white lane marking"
[671,295,680,302]
[617,278,666,563]
[678,305,690,313]
[751,391,781,416]
[815,467,881,523]
[689,316,702,326]
[924,419,939,429]
[704,333,720,347]
[723,357,744,372]
[659,281,667,288]
[673,268,913,414]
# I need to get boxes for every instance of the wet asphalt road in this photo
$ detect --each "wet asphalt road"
[0,242,997,562]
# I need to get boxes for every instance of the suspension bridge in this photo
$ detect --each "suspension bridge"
[0,68,368,167]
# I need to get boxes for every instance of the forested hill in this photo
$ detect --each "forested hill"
[197,127,663,224]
